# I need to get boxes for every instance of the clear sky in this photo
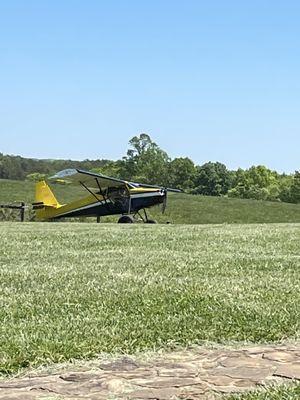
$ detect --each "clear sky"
[0,1,299,172]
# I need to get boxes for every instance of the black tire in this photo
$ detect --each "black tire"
[146,219,157,224]
[118,215,134,224]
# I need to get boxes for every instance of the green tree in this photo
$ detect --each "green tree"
[167,157,196,190]
[0,152,111,180]
[120,133,170,185]
[90,161,122,178]
[289,171,300,203]
[193,162,232,196]
[278,173,293,203]
[228,165,280,201]
[26,173,48,182]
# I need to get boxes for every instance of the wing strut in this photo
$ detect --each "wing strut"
[79,180,110,212]
[94,178,111,212]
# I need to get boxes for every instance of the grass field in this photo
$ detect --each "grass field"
[226,385,300,399]
[1,178,300,224]
[0,222,299,376]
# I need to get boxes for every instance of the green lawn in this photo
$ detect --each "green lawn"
[152,193,300,224]
[226,384,300,399]
[1,178,300,223]
[0,222,299,375]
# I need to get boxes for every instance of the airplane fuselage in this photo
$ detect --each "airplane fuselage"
[36,187,165,220]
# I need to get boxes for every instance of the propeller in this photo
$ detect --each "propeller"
[162,188,167,214]
[161,187,183,214]
[130,181,182,214]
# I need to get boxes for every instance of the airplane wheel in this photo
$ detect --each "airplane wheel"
[118,215,134,223]
[146,219,157,224]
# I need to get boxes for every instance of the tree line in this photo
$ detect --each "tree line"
[0,155,110,181]
[1,133,299,203]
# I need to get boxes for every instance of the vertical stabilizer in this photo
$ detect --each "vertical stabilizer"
[35,181,61,208]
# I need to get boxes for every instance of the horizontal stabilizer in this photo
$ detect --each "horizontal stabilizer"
[32,201,45,210]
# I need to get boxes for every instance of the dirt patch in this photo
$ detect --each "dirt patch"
[1,344,300,399]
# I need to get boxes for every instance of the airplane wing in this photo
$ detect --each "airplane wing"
[129,181,183,193]
[49,168,183,193]
[49,169,127,191]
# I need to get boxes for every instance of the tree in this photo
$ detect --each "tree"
[120,133,170,185]
[167,157,196,190]
[228,165,280,201]
[278,174,293,203]
[0,152,111,180]
[26,173,48,182]
[289,171,300,203]
[193,162,232,196]
[90,161,122,178]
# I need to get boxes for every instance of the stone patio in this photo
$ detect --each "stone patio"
[1,344,300,399]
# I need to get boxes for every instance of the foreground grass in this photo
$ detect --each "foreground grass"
[0,223,299,374]
[1,178,300,224]
[226,384,300,399]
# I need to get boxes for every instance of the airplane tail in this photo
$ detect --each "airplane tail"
[33,181,61,209]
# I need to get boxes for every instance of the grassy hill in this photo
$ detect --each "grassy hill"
[1,178,300,223]
[153,192,300,224]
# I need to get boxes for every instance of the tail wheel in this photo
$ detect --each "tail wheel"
[118,215,134,224]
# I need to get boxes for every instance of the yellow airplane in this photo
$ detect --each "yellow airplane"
[33,168,181,223]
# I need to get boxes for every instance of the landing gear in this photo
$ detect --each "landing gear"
[137,209,157,224]
[117,209,157,224]
[118,215,134,224]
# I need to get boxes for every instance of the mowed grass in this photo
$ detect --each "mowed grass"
[0,223,299,375]
[226,384,300,399]
[151,193,300,224]
[1,178,300,224]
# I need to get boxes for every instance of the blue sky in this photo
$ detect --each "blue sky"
[0,1,299,172]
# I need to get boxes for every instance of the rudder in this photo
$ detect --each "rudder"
[34,181,61,208]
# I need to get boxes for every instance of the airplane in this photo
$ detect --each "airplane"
[32,168,182,223]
